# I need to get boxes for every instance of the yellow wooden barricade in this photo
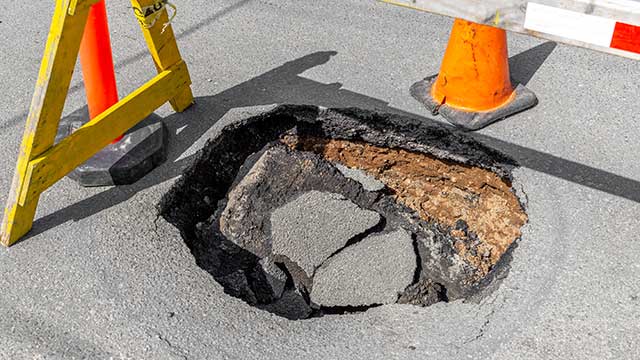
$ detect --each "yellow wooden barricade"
[1,0,194,246]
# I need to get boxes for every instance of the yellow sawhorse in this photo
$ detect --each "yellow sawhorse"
[0,0,194,246]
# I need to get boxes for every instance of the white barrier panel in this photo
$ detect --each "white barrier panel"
[381,0,640,60]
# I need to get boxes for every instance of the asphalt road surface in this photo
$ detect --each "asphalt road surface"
[1,1,639,359]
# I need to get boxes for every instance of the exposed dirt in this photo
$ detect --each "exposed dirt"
[160,105,528,318]
[283,135,527,278]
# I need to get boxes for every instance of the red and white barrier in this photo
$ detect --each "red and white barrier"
[525,2,640,54]
[381,0,640,60]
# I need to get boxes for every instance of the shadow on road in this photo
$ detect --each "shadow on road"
[509,41,556,86]
[23,42,640,242]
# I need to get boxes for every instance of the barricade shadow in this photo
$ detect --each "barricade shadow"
[24,43,640,242]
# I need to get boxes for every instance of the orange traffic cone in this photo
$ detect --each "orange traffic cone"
[411,19,537,130]
[79,0,122,143]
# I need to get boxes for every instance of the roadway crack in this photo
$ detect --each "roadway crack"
[463,295,507,344]
[148,330,189,360]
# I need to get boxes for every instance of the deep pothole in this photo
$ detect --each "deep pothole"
[159,105,527,320]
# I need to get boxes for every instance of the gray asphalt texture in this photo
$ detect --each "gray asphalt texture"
[0,0,639,359]
[271,191,380,278]
[311,228,415,307]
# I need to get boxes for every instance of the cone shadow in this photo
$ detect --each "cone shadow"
[509,41,557,86]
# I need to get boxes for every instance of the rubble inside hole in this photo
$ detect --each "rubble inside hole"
[283,135,527,280]
[159,105,528,320]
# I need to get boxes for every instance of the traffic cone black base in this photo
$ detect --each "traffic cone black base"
[411,75,538,131]
[55,107,168,187]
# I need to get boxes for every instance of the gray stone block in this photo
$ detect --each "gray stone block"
[334,163,385,192]
[160,105,523,316]
[215,144,383,297]
[217,145,380,260]
[270,191,381,277]
[311,229,416,307]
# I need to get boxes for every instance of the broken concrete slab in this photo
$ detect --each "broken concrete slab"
[211,143,388,304]
[311,228,416,307]
[161,105,527,318]
[217,145,276,258]
[217,144,380,259]
[270,191,382,277]
[162,104,517,239]
[334,163,385,192]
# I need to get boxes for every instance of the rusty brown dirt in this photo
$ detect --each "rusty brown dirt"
[283,135,527,278]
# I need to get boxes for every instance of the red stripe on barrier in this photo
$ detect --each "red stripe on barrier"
[610,22,640,54]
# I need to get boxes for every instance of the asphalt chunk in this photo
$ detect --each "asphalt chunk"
[270,191,381,277]
[334,163,385,192]
[311,228,416,307]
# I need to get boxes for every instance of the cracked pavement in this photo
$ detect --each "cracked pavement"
[1,0,639,359]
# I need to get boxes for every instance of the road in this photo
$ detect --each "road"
[0,0,639,358]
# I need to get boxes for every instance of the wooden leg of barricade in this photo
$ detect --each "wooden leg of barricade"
[0,0,97,247]
[131,0,194,112]
[1,0,193,246]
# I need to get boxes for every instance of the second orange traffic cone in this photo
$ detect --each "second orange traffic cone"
[411,19,538,130]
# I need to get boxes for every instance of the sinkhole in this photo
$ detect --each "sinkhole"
[159,105,527,320]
